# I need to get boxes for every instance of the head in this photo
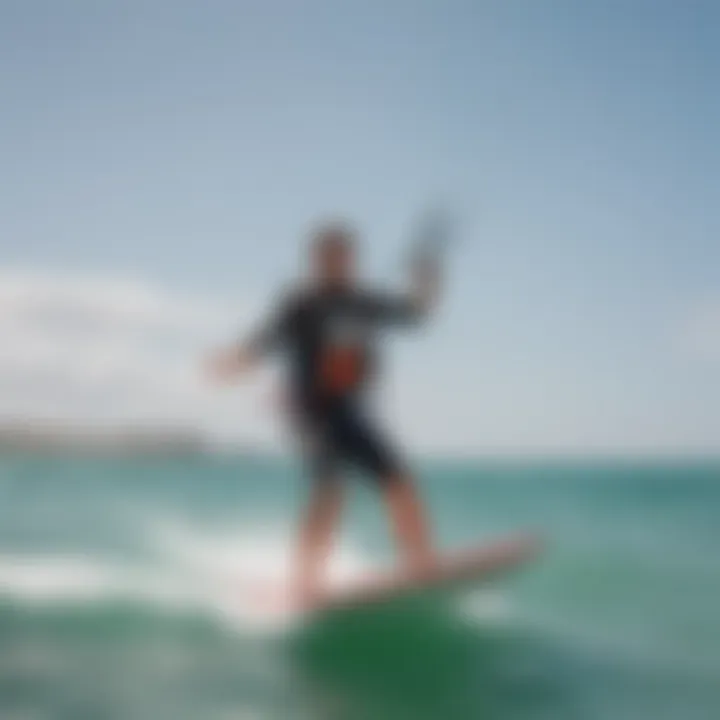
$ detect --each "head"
[309,221,356,287]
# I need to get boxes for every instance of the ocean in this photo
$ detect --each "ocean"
[0,454,718,720]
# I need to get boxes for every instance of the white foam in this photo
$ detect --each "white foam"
[157,516,371,576]
[0,553,205,615]
[0,518,377,634]
[149,518,377,631]
[0,554,127,602]
[454,588,514,626]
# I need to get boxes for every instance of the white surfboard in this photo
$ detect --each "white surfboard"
[305,532,542,616]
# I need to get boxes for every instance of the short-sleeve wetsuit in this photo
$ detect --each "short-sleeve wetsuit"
[247,284,424,486]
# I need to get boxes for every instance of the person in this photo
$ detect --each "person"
[206,220,442,606]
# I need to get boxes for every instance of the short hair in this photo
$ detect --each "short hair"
[310,220,356,255]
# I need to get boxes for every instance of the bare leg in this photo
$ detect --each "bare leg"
[384,476,434,574]
[295,480,343,605]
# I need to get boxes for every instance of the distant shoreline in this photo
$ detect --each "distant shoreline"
[0,420,214,458]
[0,420,717,464]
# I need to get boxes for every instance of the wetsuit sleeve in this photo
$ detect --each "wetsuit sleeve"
[244,291,297,358]
[364,290,425,326]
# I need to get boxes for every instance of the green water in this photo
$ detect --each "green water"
[0,455,718,719]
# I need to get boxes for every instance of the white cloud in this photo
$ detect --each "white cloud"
[2,269,717,456]
[0,268,278,444]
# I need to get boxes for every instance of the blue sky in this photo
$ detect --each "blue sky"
[1,0,719,453]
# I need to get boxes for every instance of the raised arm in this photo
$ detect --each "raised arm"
[367,251,442,327]
[407,249,442,317]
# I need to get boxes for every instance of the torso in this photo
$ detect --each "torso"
[284,286,379,417]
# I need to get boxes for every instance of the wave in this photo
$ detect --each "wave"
[522,609,720,683]
[0,518,376,634]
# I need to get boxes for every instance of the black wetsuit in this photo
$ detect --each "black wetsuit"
[248,284,424,486]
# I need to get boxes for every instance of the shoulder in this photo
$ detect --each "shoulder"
[276,282,306,307]
[274,282,319,318]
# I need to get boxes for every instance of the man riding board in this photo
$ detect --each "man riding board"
[207,220,442,607]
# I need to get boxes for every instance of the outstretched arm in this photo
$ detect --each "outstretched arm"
[205,343,262,383]
[204,291,294,383]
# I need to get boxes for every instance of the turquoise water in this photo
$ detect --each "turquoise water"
[0,454,719,719]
